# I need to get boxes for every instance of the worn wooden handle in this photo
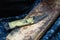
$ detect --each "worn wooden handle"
[6,0,60,40]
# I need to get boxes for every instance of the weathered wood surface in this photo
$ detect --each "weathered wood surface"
[6,0,60,40]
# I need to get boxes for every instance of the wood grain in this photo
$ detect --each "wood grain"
[6,0,60,40]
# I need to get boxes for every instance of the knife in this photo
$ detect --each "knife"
[3,13,48,30]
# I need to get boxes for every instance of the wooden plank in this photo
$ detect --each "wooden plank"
[6,0,60,40]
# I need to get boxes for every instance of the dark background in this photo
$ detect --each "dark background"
[0,0,35,18]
